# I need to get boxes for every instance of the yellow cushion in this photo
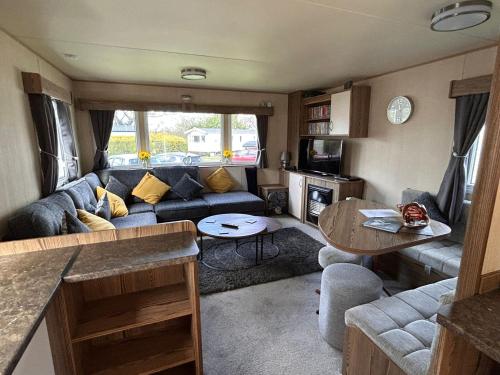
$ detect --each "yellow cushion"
[132,172,171,204]
[96,186,128,217]
[77,209,115,231]
[205,167,234,193]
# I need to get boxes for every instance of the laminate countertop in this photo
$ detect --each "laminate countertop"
[0,247,79,375]
[0,230,199,374]
[64,231,199,283]
[437,289,500,363]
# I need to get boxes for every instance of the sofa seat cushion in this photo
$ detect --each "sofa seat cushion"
[110,212,157,229]
[201,191,265,215]
[60,179,97,212]
[154,199,209,222]
[128,202,155,214]
[399,239,462,277]
[7,192,76,240]
[345,278,457,375]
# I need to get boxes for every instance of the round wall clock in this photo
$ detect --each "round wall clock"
[387,96,413,125]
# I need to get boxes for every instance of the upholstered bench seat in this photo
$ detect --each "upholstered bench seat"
[399,240,462,277]
[345,277,457,375]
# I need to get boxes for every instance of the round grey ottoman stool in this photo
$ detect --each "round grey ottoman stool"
[318,245,362,269]
[318,263,383,350]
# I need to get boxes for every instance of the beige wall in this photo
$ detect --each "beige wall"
[482,185,500,275]
[341,47,497,206]
[0,30,74,235]
[73,82,288,185]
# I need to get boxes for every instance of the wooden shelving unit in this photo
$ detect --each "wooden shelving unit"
[47,223,203,375]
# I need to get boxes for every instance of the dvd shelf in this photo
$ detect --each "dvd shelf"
[307,104,330,120]
[308,121,332,135]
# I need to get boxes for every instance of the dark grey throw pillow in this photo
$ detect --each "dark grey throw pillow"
[414,192,449,224]
[171,173,204,201]
[105,176,130,201]
[95,192,112,221]
[62,211,91,234]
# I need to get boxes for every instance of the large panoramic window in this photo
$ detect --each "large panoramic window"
[147,112,222,165]
[230,114,258,164]
[108,110,138,167]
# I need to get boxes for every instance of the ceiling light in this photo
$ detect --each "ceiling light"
[181,68,207,80]
[431,1,492,31]
[63,53,79,60]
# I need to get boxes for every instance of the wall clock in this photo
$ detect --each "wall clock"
[387,96,413,125]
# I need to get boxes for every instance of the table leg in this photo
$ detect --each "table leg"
[260,235,264,260]
[200,234,203,260]
[255,236,259,265]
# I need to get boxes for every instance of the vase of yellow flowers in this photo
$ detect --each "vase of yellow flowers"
[138,150,151,168]
[222,150,233,164]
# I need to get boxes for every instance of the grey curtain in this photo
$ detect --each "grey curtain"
[436,93,490,224]
[28,94,59,197]
[90,110,115,170]
[256,115,269,168]
[56,100,78,181]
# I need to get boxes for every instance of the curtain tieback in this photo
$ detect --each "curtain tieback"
[96,149,108,153]
[39,149,60,160]
[452,151,467,158]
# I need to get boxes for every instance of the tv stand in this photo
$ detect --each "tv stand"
[280,170,364,226]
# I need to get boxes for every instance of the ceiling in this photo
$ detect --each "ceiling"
[0,0,499,93]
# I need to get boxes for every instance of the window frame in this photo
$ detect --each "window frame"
[51,99,69,187]
[108,111,259,168]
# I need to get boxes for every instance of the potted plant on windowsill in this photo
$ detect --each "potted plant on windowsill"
[222,149,233,165]
[138,150,151,168]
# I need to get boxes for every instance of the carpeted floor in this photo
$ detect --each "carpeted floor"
[199,227,324,294]
[201,272,343,375]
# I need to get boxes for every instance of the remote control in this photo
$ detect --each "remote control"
[221,223,239,229]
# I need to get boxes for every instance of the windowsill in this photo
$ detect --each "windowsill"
[109,164,258,169]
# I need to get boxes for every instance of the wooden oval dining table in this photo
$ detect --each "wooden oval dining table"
[318,199,452,256]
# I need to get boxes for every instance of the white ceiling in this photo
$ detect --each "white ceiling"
[1,0,499,93]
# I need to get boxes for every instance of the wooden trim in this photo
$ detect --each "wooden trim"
[449,75,492,98]
[456,45,500,300]
[22,72,72,104]
[479,270,500,294]
[302,93,331,106]
[342,325,406,375]
[75,98,274,116]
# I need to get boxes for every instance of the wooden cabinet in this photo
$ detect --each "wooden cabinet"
[289,86,371,141]
[288,172,305,220]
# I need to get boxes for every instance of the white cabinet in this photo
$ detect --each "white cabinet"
[330,90,352,136]
[288,172,304,220]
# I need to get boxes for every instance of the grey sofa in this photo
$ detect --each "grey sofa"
[7,166,265,240]
[399,189,469,278]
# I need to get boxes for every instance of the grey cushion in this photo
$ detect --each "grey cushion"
[153,166,200,201]
[110,212,157,229]
[63,211,90,234]
[318,246,363,268]
[399,239,462,277]
[7,192,76,240]
[319,264,383,349]
[201,191,265,215]
[414,192,448,224]
[95,193,112,221]
[60,179,97,212]
[154,198,209,222]
[171,173,204,201]
[345,277,457,375]
[83,172,102,192]
[105,175,131,201]
[128,202,155,214]
[95,169,147,203]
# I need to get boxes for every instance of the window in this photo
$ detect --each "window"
[466,126,486,193]
[147,111,222,165]
[51,100,68,186]
[108,110,138,167]
[230,114,258,164]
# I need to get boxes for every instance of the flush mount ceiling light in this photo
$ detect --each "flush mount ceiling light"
[431,0,492,31]
[181,68,207,80]
[63,53,79,60]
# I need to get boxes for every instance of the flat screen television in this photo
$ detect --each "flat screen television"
[298,139,343,176]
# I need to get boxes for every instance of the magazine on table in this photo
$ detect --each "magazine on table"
[362,217,403,233]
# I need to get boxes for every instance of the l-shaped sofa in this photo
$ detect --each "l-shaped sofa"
[7,166,265,240]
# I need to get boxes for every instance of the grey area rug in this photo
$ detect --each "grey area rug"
[201,272,342,375]
[198,227,324,295]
